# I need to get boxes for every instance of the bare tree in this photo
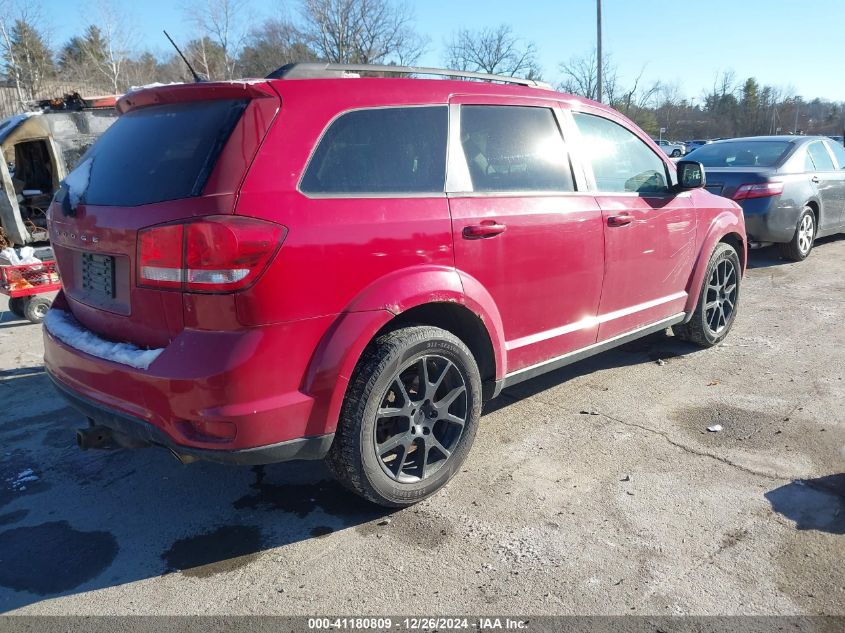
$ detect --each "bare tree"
[300,0,427,65]
[557,48,616,102]
[78,1,135,93]
[184,0,248,79]
[616,66,661,114]
[445,25,540,78]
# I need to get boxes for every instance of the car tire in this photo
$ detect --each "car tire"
[777,206,816,262]
[8,297,26,318]
[325,325,482,507]
[671,149,682,157]
[23,296,51,324]
[673,242,741,348]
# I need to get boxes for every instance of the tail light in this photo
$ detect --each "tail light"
[138,216,286,293]
[732,182,784,200]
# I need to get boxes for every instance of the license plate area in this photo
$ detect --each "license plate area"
[81,253,116,299]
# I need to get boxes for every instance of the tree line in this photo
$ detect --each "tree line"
[2,0,842,140]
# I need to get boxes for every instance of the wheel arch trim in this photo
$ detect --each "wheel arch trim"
[683,211,747,319]
[302,265,507,435]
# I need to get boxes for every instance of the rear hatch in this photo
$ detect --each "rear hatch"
[48,82,281,349]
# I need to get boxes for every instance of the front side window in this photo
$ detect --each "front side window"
[300,106,447,194]
[807,141,835,171]
[459,105,574,193]
[573,112,669,194]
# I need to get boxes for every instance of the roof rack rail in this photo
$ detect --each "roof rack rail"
[265,62,552,89]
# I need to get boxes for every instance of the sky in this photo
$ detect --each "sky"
[40,0,845,102]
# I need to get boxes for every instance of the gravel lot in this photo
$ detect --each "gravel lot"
[1,239,843,616]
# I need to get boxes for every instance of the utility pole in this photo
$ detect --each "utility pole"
[596,0,603,103]
[793,96,801,134]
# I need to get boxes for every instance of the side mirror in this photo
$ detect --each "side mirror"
[676,160,706,190]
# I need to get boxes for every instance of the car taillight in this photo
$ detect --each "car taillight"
[732,182,784,200]
[138,216,285,293]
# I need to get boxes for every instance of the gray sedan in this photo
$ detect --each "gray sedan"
[685,136,845,260]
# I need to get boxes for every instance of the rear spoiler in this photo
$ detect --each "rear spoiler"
[117,81,278,115]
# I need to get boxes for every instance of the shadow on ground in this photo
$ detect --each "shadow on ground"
[0,368,390,611]
[485,329,698,414]
[747,234,845,270]
[765,474,845,535]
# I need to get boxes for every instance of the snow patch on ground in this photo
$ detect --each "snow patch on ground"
[6,468,38,491]
[62,157,93,209]
[44,309,164,370]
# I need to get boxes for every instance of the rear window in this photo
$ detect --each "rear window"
[300,106,447,194]
[687,140,792,167]
[74,99,247,207]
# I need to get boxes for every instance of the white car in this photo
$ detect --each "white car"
[655,139,686,157]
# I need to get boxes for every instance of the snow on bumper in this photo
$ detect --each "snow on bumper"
[44,309,163,370]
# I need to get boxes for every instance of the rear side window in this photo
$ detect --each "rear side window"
[573,112,669,194]
[807,141,835,171]
[76,99,247,207]
[301,107,447,194]
[459,106,574,192]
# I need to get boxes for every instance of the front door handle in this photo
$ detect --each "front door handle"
[463,221,507,239]
[607,213,633,227]
[811,175,820,184]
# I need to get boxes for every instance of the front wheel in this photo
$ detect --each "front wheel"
[673,242,741,347]
[671,149,682,157]
[326,326,482,507]
[778,206,815,262]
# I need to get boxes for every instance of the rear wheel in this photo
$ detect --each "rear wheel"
[23,296,51,324]
[326,326,482,507]
[671,149,682,157]
[778,206,815,261]
[673,242,740,347]
[8,297,26,318]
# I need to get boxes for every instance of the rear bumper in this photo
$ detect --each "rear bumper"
[50,372,334,464]
[44,304,339,461]
[741,198,798,243]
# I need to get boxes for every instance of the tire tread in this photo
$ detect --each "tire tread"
[325,325,479,507]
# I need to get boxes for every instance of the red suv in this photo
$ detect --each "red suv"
[44,63,746,507]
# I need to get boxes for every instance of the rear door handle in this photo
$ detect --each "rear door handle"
[462,221,507,239]
[811,175,820,183]
[607,213,633,227]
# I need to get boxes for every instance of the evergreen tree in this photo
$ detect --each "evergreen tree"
[5,19,55,99]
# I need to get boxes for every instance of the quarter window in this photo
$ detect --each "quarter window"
[300,106,447,194]
[573,112,670,194]
[459,106,574,192]
[825,140,845,169]
[807,141,835,171]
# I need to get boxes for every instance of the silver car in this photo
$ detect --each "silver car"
[686,135,845,261]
